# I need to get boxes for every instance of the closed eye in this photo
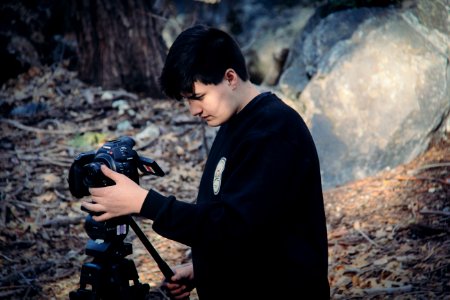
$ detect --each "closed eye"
[189,93,205,101]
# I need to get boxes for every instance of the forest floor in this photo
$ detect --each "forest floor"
[0,65,449,300]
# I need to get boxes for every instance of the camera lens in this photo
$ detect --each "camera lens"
[83,162,104,187]
[81,153,117,188]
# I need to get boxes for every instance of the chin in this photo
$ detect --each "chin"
[206,120,221,127]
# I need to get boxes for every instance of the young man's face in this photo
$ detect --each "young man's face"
[184,80,239,127]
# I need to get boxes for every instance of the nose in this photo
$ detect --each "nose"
[188,100,202,117]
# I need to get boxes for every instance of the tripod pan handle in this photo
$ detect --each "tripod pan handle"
[128,217,175,279]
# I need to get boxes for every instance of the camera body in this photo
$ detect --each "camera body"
[68,136,164,198]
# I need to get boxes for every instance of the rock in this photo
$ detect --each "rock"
[280,5,449,189]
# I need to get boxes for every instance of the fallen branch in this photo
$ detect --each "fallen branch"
[18,154,72,167]
[395,175,450,185]
[9,199,59,209]
[135,138,158,151]
[420,209,450,217]
[42,216,84,227]
[0,262,54,284]
[54,189,73,201]
[39,268,77,283]
[0,118,74,135]
[100,89,139,101]
[1,118,102,136]
[363,285,413,295]
[412,162,450,174]
[354,228,382,248]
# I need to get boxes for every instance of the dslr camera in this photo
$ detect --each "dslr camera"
[68,136,164,198]
[68,136,164,242]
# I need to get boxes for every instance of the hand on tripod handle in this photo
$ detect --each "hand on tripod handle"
[162,262,194,300]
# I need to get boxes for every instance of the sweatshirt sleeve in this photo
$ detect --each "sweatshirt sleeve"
[140,189,171,220]
[139,189,200,246]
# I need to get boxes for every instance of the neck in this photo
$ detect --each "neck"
[236,81,260,113]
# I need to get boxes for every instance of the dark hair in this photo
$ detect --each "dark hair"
[159,24,249,100]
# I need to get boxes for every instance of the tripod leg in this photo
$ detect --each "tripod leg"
[69,262,102,300]
[110,258,150,299]
[70,259,150,300]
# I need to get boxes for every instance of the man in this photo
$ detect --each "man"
[82,24,330,299]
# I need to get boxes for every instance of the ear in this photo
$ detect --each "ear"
[224,69,238,87]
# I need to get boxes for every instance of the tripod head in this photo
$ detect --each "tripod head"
[81,214,175,278]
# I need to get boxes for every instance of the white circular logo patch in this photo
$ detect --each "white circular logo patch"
[213,157,226,195]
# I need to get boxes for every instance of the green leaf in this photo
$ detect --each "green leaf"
[68,132,109,151]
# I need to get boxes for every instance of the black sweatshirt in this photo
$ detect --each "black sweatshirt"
[141,92,329,299]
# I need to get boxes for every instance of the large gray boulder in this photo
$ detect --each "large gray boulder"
[279,3,449,189]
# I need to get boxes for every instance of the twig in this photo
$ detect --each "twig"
[42,216,84,227]
[396,175,449,185]
[12,143,67,154]
[420,209,450,217]
[18,154,72,167]
[412,162,450,174]
[0,253,14,263]
[0,262,54,284]
[1,118,103,135]
[135,138,158,151]
[354,228,382,248]
[101,89,139,101]
[0,118,74,135]
[8,199,59,209]
[39,268,77,283]
[54,189,73,201]
[363,285,413,295]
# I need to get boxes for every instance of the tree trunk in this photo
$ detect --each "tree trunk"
[72,0,167,97]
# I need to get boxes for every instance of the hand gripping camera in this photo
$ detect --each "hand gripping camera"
[67,136,177,300]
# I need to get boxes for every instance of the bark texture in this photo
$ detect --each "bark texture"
[73,0,167,97]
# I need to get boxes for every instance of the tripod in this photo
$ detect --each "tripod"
[70,216,176,300]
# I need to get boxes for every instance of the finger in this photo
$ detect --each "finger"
[172,284,186,294]
[82,201,105,212]
[88,186,111,197]
[165,282,181,290]
[167,285,187,298]
[93,212,112,222]
[171,274,184,282]
[89,183,118,197]
[174,291,190,299]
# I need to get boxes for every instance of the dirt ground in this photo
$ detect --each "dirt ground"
[0,65,448,299]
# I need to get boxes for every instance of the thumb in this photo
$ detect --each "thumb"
[100,164,122,181]
[171,274,180,282]
[171,271,186,282]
